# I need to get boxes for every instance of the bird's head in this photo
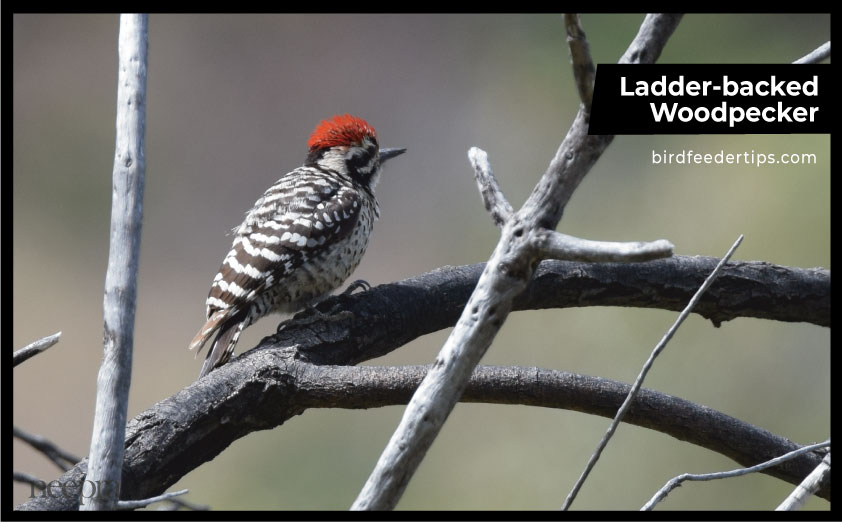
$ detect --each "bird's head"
[306,114,405,189]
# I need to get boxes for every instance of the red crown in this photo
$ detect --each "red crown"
[307,114,377,151]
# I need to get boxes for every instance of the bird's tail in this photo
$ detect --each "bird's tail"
[189,309,229,354]
[198,319,247,378]
[190,308,247,378]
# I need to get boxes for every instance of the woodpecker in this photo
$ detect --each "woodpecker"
[189,114,405,378]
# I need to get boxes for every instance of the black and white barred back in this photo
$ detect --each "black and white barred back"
[190,115,405,378]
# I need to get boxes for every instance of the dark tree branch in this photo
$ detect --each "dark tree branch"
[254,257,827,370]
[15,254,828,510]
[524,258,828,328]
[289,257,826,367]
[300,365,829,498]
[14,472,46,489]
[14,426,82,472]
[15,357,830,511]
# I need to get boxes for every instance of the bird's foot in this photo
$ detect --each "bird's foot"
[276,303,355,333]
[276,282,371,334]
[341,279,371,296]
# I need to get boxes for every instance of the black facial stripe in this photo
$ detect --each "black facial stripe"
[346,145,379,185]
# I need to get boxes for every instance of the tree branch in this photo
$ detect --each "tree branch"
[84,14,148,511]
[14,472,46,489]
[563,235,741,509]
[469,147,512,227]
[531,229,673,262]
[564,13,596,110]
[351,14,694,511]
[115,489,189,511]
[14,426,82,472]
[15,253,828,511]
[15,358,830,511]
[793,41,830,64]
[643,440,830,510]
[13,332,62,367]
[776,451,831,510]
[215,258,824,370]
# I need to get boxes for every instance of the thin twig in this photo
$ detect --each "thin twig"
[793,41,830,64]
[83,13,148,511]
[116,489,189,510]
[14,426,81,472]
[532,230,673,262]
[13,471,45,489]
[562,234,743,510]
[564,14,596,110]
[158,497,211,511]
[776,451,831,510]
[13,332,62,367]
[468,147,512,227]
[642,440,830,510]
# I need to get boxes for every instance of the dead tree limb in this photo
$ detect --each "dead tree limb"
[15,256,829,511]
[83,13,148,511]
[351,14,684,510]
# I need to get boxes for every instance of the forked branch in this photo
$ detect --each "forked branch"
[352,14,684,511]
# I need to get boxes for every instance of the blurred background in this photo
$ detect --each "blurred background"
[13,14,829,510]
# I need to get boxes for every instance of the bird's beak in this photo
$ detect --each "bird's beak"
[379,147,407,163]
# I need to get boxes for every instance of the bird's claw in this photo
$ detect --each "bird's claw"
[341,279,371,296]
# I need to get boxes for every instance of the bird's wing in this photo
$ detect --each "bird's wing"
[189,174,363,355]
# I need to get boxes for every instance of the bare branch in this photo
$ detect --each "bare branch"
[564,14,595,110]
[116,489,189,511]
[777,451,831,510]
[793,41,830,64]
[468,147,513,227]
[563,235,742,509]
[524,15,683,231]
[619,14,684,65]
[13,471,45,489]
[14,256,827,511]
[13,256,826,507]
[282,257,827,366]
[352,13,684,511]
[642,440,830,510]
[532,230,673,262]
[15,360,831,511]
[13,332,62,367]
[84,14,148,511]
[14,426,81,472]
[157,497,211,511]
